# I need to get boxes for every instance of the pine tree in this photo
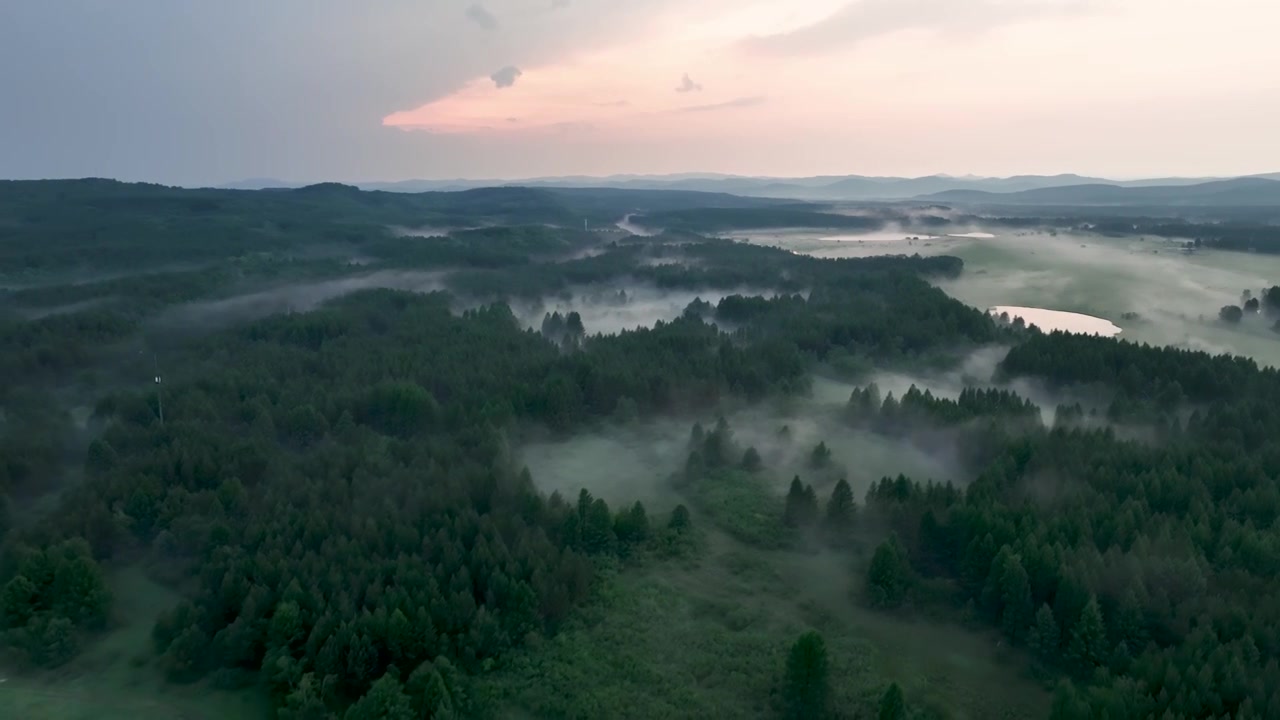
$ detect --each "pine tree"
[279,673,332,720]
[917,509,948,572]
[784,476,807,528]
[668,505,691,532]
[809,441,832,469]
[581,498,616,555]
[825,478,855,530]
[987,549,1033,643]
[1049,680,1089,720]
[1066,596,1107,677]
[1028,603,1060,665]
[741,446,763,472]
[1112,589,1147,653]
[801,484,819,524]
[783,631,829,720]
[1,574,37,628]
[614,501,651,547]
[344,671,414,720]
[565,311,585,337]
[689,422,705,447]
[878,682,906,720]
[867,537,911,608]
[407,657,463,719]
[704,417,733,467]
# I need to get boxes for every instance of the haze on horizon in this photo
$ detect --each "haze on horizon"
[3,0,1278,187]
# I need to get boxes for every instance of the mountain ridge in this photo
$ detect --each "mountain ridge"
[220,172,1278,202]
[921,177,1280,206]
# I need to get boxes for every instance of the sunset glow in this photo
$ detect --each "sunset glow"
[371,0,1279,179]
[5,0,1278,183]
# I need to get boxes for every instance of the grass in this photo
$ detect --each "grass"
[473,561,856,719]
[685,469,792,549]
[476,523,1050,720]
[0,565,271,720]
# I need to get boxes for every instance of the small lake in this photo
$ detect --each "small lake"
[990,305,1122,336]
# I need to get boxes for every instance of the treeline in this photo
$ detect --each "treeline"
[0,180,587,274]
[854,332,1280,719]
[1110,220,1280,254]
[846,384,1041,431]
[364,226,596,270]
[628,207,887,233]
[0,179,808,277]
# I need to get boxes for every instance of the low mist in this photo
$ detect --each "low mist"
[738,223,1280,366]
[509,284,782,336]
[518,371,964,514]
[149,270,449,333]
[935,231,1280,366]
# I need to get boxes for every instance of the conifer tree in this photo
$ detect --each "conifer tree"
[1029,604,1060,665]
[783,631,829,720]
[1067,596,1107,677]
[867,536,911,608]
[878,682,906,720]
[825,478,855,529]
[785,476,807,528]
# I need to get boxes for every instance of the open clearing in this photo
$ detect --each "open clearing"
[479,522,1049,719]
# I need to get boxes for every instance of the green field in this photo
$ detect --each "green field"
[478,521,1049,719]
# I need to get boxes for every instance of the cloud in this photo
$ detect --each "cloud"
[741,0,1096,56]
[675,73,703,93]
[676,96,767,113]
[551,0,572,8]
[593,100,631,107]
[491,66,523,88]
[465,4,499,30]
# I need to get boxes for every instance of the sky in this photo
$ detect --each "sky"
[2,0,1277,186]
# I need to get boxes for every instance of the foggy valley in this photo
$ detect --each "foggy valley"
[4,3,1280,719]
[4,176,1280,720]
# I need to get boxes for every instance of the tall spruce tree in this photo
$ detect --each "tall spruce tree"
[783,631,830,720]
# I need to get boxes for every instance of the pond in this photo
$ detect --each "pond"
[990,305,1122,336]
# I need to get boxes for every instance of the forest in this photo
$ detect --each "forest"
[2,179,1279,719]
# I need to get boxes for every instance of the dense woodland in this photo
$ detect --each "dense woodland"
[850,334,1280,719]
[3,179,1280,718]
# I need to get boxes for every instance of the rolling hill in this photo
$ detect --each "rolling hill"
[219,172,1279,201]
[920,177,1280,207]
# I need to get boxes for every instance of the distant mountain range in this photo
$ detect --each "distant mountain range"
[921,177,1280,207]
[219,172,1280,206]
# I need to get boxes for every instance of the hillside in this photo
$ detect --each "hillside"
[922,177,1280,207]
